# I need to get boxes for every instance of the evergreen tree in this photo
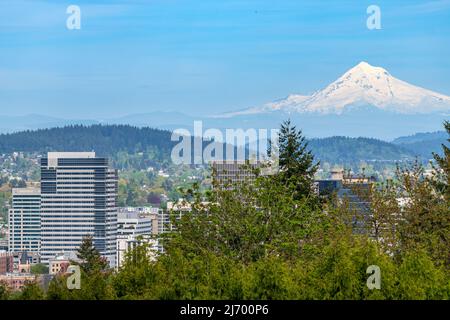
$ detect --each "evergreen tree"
[46,236,117,300]
[76,236,108,274]
[432,120,450,201]
[277,119,319,199]
[46,275,72,300]
[396,161,450,267]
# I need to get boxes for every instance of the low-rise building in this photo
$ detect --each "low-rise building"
[0,273,44,291]
[48,252,78,275]
[11,251,40,273]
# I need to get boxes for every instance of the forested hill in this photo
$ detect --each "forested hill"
[0,124,425,165]
[0,125,174,156]
[392,131,447,160]
[308,136,416,164]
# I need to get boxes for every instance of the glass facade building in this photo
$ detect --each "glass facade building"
[8,188,41,254]
[40,152,118,267]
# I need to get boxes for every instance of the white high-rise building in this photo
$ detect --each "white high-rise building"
[40,152,118,267]
[8,188,41,254]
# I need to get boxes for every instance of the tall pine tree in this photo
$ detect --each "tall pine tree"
[277,119,319,199]
[76,236,108,274]
[432,120,450,201]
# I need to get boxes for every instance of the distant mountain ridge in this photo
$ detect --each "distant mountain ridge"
[309,136,416,164]
[0,125,173,157]
[392,131,447,144]
[0,114,99,133]
[0,112,192,134]
[0,125,442,167]
[392,130,448,159]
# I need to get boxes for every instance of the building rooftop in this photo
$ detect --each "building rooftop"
[47,152,96,159]
[12,187,40,195]
[117,211,152,220]
[49,251,79,262]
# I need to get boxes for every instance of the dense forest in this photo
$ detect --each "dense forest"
[309,136,416,164]
[0,124,438,167]
[392,130,447,159]
[0,125,173,157]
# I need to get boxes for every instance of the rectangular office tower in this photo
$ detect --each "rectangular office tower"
[40,152,118,267]
[8,188,41,254]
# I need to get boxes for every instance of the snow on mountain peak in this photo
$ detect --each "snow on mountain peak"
[300,61,401,114]
[219,62,450,117]
[353,61,387,74]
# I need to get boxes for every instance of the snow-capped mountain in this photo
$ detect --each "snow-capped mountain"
[2,62,445,140]
[219,61,450,117]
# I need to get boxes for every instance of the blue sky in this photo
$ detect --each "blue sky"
[0,0,449,118]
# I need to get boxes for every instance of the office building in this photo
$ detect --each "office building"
[0,223,7,251]
[8,188,41,254]
[211,160,262,189]
[117,208,156,238]
[0,239,7,252]
[315,170,376,233]
[116,208,159,269]
[40,152,118,267]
